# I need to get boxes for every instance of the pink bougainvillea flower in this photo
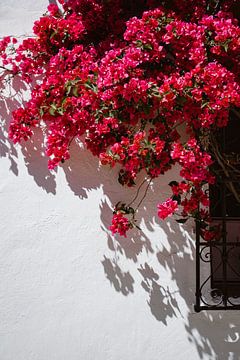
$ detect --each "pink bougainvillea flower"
[110,212,131,238]
[1,0,239,236]
[157,199,178,220]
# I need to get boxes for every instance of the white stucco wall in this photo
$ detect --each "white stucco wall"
[1,2,240,359]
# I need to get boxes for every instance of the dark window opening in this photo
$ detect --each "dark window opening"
[195,109,240,311]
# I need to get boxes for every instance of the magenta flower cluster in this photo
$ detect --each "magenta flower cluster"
[1,0,239,239]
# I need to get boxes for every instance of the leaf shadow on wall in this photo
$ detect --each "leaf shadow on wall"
[101,256,134,296]
[185,312,240,360]
[62,143,192,324]
[153,195,240,359]
[3,118,240,359]
[21,129,56,194]
[0,76,56,194]
[100,166,196,322]
[63,143,240,360]
[0,78,23,176]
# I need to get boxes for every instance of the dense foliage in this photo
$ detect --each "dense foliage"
[1,0,239,238]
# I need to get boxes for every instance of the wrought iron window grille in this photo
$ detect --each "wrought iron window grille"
[195,110,240,311]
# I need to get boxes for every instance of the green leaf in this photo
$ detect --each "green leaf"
[176,218,188,224]
[201,101,209,109]
[169,181,179,187]
[57,107,64,116]
[126,207,135,215]
[72,86,78,97]
[144,43,153,51]
[50,103,57,110]
[49,107,56,116]
[172,194,181,204]
[223,43,229,52]
[66,85,72,96]
[135,40,143,48]
[50,30,58,39]
[118,174,125,186]
[84,82,98,93]
[177,96,187,105]
[39,107,44,117]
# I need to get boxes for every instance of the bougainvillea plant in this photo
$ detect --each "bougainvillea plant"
[0,0,239,239]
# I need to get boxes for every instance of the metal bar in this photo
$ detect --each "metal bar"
[222,182,228,307]
[196,305,240,311]
[194,219,201,312]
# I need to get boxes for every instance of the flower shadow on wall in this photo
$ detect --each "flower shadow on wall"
[62,141,193,324]
[2,119,240,358]
[62,142,240,359]
[0,76,56,194]
[1,77,239,360]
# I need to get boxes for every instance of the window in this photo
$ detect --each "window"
[195,109,240,311]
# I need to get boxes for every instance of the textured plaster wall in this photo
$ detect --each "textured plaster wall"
[1,2,240,360]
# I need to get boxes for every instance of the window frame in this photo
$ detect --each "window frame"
[195,110,240,312]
